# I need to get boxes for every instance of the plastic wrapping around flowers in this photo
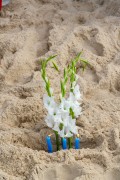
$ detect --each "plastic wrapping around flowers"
[41,52,89,151]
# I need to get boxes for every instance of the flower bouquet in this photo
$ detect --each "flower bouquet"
[41,52,89,151]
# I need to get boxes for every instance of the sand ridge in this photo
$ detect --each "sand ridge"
[0,0,120,179]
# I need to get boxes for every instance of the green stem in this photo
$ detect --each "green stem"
[68,137,72,149]
[54,131,60,151]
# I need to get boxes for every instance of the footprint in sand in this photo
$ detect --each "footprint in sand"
[30,163,120,180]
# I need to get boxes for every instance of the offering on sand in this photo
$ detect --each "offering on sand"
[41,53,89,151]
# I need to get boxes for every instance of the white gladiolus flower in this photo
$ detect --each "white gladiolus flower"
[53,122,61,132]
[45,114,62,130]
[68,92,76,102]
[43,83,82,138]
[53,114,62,123]
[65,116,78,134]
[73,84,81,101]
[41,53,87,140]
[49,107,59,116]
[43,95,55,108]
[59,98,70,112]
[59,126,73,138]
[45,114,54,128]
[68,92,82,118]
[58,129,65,137]
[74,106,82,117]
[61,114,70,126]
[69,120,78,134]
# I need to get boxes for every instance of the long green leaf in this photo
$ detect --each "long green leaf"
[46,55,57,63]
[80,58,89,64]
[52,61,59,72]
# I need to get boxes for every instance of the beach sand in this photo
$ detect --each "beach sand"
[0,0,120,179]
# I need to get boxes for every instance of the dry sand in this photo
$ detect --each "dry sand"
[0,0,120,179]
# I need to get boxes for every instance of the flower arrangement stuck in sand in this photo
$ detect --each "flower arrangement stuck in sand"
[41,52,89,152]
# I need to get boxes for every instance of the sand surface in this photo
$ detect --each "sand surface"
[0,0,120,179]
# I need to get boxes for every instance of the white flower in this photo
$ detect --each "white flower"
[43,94,56,111]
[53,113,62,124]
[64,116,78,135]
[64,128,73,137]
[68,92,76,102]
[61,114,70,126]
[43,83,82,138]
[73,84,81,101]
[58,116,78,137]
[68,92,82,118]
[68,118,78,134]
[53,122,61,132]
[45,113,62,131]
[45,114,54,128]
[58,128,65,137]
[65,131,73,137]
[58,126,73,138]
[59,98,70,112]
[71,103,82,118]
[48,106,58,116]
[74,106,82,117]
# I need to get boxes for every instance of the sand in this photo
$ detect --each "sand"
[0,0,120,179]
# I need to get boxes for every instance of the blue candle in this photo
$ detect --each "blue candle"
[46,136,53,153]
[62,138,67,150]
[75,135,80,149]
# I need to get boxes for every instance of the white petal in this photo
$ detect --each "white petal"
[45,115,54,128]
[58,129,65,137]
[73,85,81,101]
[43,94,56,110]
[65,131,73,137]
[53,122,60,132]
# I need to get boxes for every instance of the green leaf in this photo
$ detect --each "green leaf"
[60,80,66,97]
[80,58,89,65]
[69,107,75,119]
[82,64,86,72]
[72,60,75,68]
[74,51,83,63]
[52,61,59,72]
[46,55,57,63]
[60,80,63,97]
[70,72,75,83]
[64,76,68,84]
[64,68,67,78]
[59,123,64,130]
[74,66,76,73]
[46,85,51,97]
[41,60,47,69]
